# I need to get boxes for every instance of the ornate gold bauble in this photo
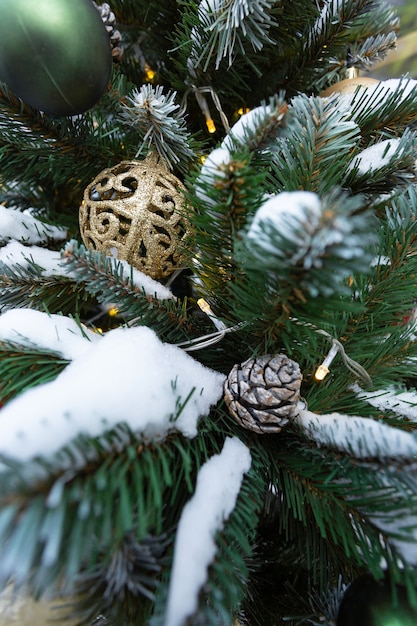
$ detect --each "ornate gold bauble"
[79,154,190,279]
[320,76,380,97]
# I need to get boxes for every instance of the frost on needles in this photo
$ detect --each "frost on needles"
[1,1,417,625]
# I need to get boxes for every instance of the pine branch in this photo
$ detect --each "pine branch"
[190,148,267,313]
[189,0,277,71]
[269,94,361,194]
[61,242,197,344]
[151,437,266,626]
[343,1,399,40]
[337,231,417,388]
[170,3,293,123]
[288,0,398,93]
[222,95,288,152]
[345,130,417,195]
[0,262,93,315]
[237,188,377,298]
[0,424,224,607]
[119,84,197,172]
[264,436,417,590]
[344,78,417,137]
[191,468,265,625]
[0,76,132,213]
[0,342,69,404]
[347,32,398,71]
[66,531,172,626]
[0,84,87,188]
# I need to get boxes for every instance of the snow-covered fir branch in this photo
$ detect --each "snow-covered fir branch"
[352,383,417,422]
[120,84,195,170]
[0,205,66,245]
[240,189,376,297]
[0,240,174,301]
[295,405,417,459]
[189,0,276,70]
[0,311,225,466]
[165,436,251,626]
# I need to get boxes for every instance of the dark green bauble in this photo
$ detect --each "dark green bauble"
[337,574,417,626]
[0,0,112,116]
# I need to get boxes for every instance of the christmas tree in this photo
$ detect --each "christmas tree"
[1,0,417,624]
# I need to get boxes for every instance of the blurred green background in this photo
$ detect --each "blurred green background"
[373,0,417,78]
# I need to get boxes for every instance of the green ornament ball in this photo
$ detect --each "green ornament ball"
[0,0,112,116]
[337,574,417,626]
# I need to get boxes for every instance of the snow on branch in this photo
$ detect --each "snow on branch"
[295,406,417,459]
[0,205,66,245]
[346,131,417,189]
[191,0,276,70]
[240,189,376,297]
[0,308,98,360]
[349,137,406,175]
[0,240,174,301]
[62,240,175,301]
[0,241,65,277]
[364,508,417,566]
[352,383,417,422]
[335,78,417,131]
[120,84,195,170]
[221,97,287,152]
[0,313,225,464]
[165,436,251,626]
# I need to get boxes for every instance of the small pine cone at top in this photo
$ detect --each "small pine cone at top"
[224,354,302,434]
[93,2,123,64]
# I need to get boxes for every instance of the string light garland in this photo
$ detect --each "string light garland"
[83,294,370,386]
[83,297,370,388]
[315,343,340,381]
[179,85,230,134]
[314,331,372,386]
[287,317,372,386]
[196,298,227,331]
[176,303,372,390]
[175,299,243,352]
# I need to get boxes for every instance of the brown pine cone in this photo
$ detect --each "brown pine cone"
[224,354,302,434]
[93,2,123,64]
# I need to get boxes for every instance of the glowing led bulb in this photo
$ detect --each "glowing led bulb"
[206,118,216,133]
[314,344,339,381]
[314,364,329,381]
[197,298,226,331]
[144,64,156,81]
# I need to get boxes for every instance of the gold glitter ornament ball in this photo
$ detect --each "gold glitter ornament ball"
[320,76,379,97]
[79,154,190,279]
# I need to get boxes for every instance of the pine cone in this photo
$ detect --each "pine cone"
[93,2,123,64]
[224,354,302,434]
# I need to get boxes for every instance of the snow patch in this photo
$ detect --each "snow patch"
[349,138,403,175]
[295,406,417,458]
[165,437,251,626]
[0,319,225,464]
[0,206,66,245]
